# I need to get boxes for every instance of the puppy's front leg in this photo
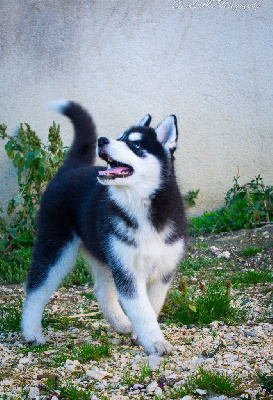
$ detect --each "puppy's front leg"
[114,273,172,355]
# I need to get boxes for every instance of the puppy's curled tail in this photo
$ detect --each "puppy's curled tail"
[47,100,97,165]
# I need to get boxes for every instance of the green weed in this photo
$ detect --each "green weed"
[40,377,93,400]
[74,341,112,362]
[0,300,22,332]
[171,366,242,397]
[0,247,30,284]
[183,189,200,208]
[82,291,96,301]
[122,362,151,387]
[0,122,67,249]
[62,254,93,287]
[162,278,240,325]
[190,175,273,236]
[229,270,272,287]
[60,384,93,400]
[258,362,273,396]
[180,255,220,272]
[241,246,263,257]
[50,341,112,367]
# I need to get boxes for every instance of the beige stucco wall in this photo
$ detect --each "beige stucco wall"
[1,0,272,216]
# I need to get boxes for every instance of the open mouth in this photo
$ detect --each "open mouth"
[98,152,133,180]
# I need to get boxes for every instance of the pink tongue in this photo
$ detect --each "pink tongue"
[98,167,131,176]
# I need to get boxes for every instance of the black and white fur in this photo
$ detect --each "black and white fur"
[21,101,188,355]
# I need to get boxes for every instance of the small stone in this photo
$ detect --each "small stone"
[132,354,145,364]
[148,354,162,371]
[166,373,178,383]
[19,357,30,365]
[111,338,121,345]
[28,386,40,399]
[173,379,185,388]
[154,386,163,397]
[146,381,158,393]
[94,382,105,390]
[218,251,230,259]
[64,359,80,371]
[209,246,220,255]
[209,396,228,400]
[133,383,143,390]
[189,356,205,368]
[86,369,112,380]
[210,321,219,329]
[51,396,59,400]
[181,396,194,400]
[1,379,14,385]
[91,396,99,400]
[196,388,207,395]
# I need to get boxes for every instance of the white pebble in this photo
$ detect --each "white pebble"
[166,373,178,381]
[19,357,30,365]
[28,386,40,399]
[196,388,207,395]
[146,381,158,393]
[148,354,162,371]
[154,386,163,397]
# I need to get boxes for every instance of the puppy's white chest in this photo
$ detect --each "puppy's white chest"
[111,219,185,281]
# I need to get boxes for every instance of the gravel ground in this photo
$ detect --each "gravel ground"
[0,226,272,400]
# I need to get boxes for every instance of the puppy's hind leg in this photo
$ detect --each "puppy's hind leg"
[22,235,79,345]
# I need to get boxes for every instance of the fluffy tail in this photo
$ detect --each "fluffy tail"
[47,100,97,165]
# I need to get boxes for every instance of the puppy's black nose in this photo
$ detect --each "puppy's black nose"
[98,137,110,148]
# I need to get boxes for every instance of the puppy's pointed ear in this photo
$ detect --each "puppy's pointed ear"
[139,114,152,127]
[155,115,178,152]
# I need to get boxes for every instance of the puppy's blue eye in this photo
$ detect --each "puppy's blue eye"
[132,141,141,149]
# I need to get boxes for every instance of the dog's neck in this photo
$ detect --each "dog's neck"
[108,179,178,231]
[108,185,152,218]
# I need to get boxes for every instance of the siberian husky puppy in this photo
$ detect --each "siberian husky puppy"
[21,101,187,355]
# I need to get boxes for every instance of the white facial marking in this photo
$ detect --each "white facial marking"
[128,132,142,141]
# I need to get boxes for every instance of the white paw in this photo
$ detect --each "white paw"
[114,322,132,334]
[109,315,132,334]
[150,340,173,356]
[22,330,46,346]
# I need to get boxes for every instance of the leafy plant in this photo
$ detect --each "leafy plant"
[171,366,242,398]
[241,246,263,257]
[258,362,273,395]
[0,246,31,283]
[183,189,200,208]
[229,269,273,287]
[162,277,240,325]
[0,300,22,332]
[0,121,69,280]
[40,377,94,400]
[122,362,151,387]
[62,254,93,287]
[74,341,112,362]
[190,175,273,236]
[49,341,112,367]
[0,122,67,241]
